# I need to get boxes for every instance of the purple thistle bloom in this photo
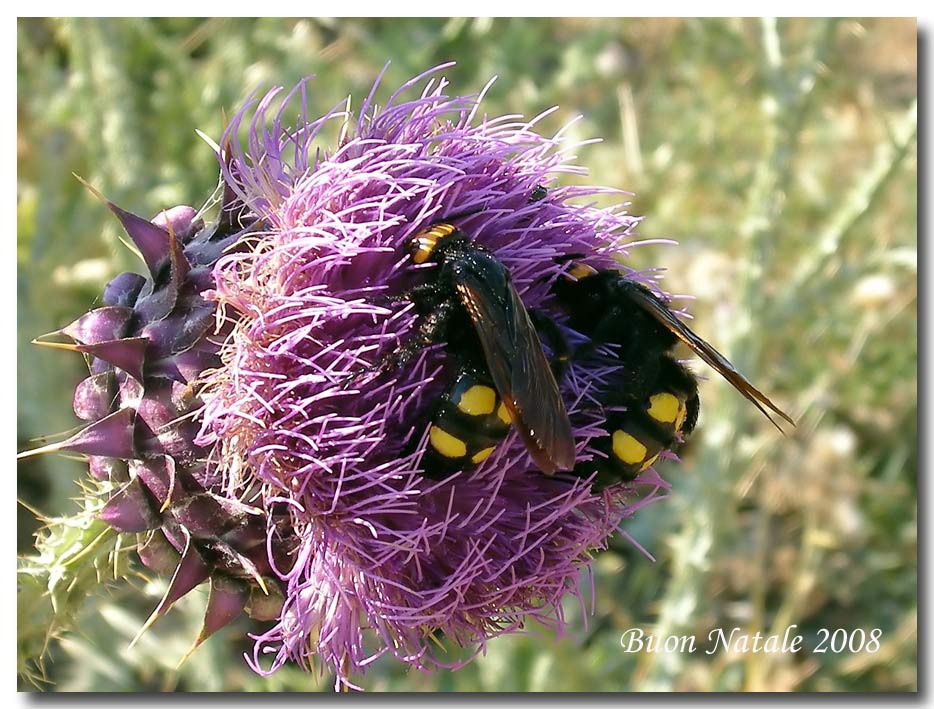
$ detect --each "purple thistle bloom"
[196,65,674,688]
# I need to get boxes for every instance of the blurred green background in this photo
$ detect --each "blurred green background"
[17,18,916,692]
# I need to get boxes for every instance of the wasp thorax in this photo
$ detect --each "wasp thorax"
[408,223,459,264]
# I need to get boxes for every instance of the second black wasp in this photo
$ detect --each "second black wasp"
[552,263,794,489]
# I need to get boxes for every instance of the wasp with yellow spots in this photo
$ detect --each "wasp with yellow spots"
[553,263,793,487]
[386,220,576,476]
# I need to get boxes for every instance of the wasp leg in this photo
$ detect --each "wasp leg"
[530,309,571,380]
[386,298,457,371]
[342,299,457,389]
[365,281,442,309]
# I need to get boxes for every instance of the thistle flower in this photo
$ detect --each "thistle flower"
[23,64,677,691]
[196,65,673,688]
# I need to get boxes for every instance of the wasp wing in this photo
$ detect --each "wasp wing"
[453,258,575,473]
[624,283,795,432]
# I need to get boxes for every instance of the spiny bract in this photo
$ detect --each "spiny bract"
[25,172,289,649]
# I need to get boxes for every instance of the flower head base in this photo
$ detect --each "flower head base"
[19,169,293,659]
[198,66,673,687]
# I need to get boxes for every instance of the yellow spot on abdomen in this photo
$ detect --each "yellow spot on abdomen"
[639,453,660,472]
[456,385,497,416]
[471,446,496,464]
[647,392,682,424]
[496,402,513,425]
[429,425,467,459]
[612,430,647,465]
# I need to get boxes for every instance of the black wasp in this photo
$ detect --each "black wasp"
[552,263,794,488]
[371,208,575,476]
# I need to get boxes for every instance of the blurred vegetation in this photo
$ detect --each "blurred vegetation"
[17,18,916,692]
